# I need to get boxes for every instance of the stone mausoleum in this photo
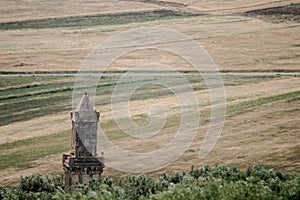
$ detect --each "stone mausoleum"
[62,92,104,189]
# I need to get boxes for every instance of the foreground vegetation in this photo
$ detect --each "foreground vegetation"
[0,166,299,200]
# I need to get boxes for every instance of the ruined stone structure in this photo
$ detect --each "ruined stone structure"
[62,92,104,189]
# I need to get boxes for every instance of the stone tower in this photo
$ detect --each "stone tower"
[62,92,104,189]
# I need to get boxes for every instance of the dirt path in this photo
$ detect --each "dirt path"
[1,72,299,77]
[120,0,298,15]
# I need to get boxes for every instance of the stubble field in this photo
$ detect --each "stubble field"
[0,0,299,186]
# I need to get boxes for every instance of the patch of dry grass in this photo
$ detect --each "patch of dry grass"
[0,0,160,23]
[0,13,299,72]
[0,0,299,187]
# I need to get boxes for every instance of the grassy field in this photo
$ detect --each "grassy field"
[0,74,299,186]
[0,0,160,23]
[0,2,299,72]
[0,0,299,187]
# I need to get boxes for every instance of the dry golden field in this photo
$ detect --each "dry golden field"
[0,0,299,186]
[0,0,299,72]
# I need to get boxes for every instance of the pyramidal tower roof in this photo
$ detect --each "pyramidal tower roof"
[76,92,94,112]
[73,92,99,122]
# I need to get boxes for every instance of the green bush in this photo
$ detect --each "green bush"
[0,166,299,200]
[19,173,64,193]
[0,186,18,200]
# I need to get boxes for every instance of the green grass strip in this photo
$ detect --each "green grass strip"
[0,131,69,170]
[227,90,300,115]
[101,90,300,140]
[0,10,200,30]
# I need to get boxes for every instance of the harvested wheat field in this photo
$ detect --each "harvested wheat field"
[0,0,299,188]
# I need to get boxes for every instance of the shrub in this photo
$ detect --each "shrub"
[0,166,299,199]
